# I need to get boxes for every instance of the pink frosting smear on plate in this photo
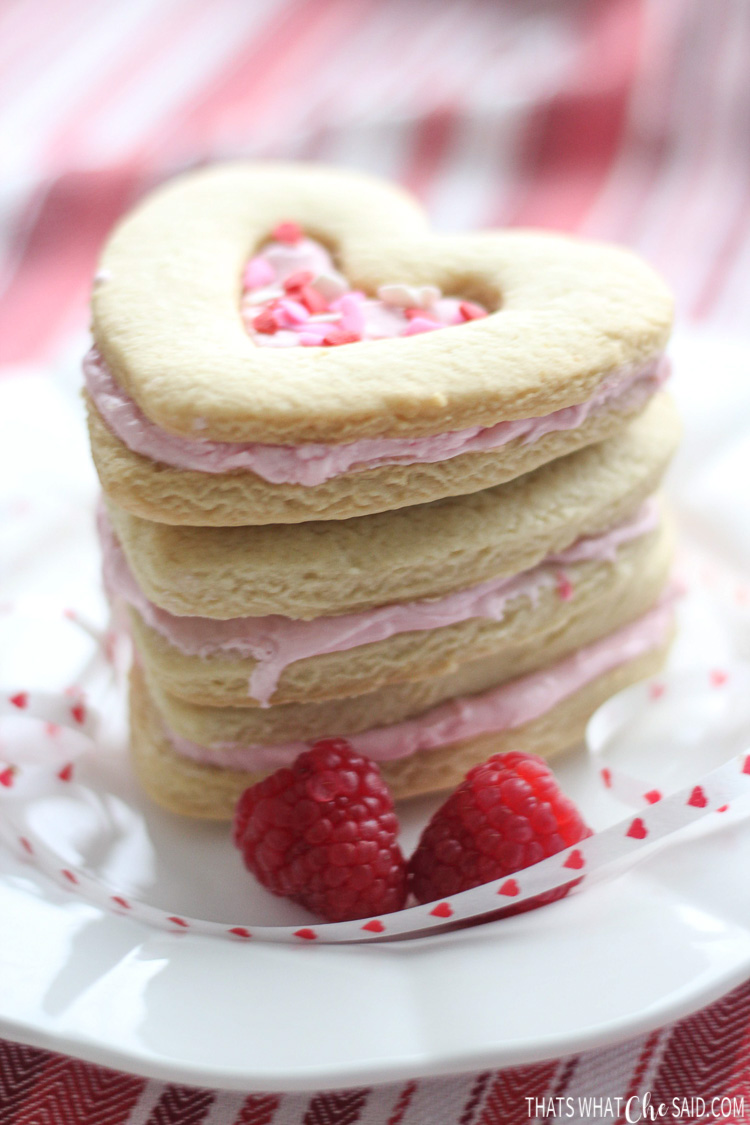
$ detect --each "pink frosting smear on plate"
[163,598,675,770]
[100,501,660,706]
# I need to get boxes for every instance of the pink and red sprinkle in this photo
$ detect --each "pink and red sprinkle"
[459,300,487,321]
[283,270,314,291]
[556,571,574,601]
[252,308,278,335]
[242,222,488,348]
[271,220,303,245]
[322,328,360,346]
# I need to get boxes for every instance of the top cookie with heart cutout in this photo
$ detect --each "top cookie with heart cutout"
[86,162,673,525]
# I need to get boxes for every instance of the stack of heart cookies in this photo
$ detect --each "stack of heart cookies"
[85,163,679,818]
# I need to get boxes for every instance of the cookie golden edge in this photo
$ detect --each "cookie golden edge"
[129,638,672,820]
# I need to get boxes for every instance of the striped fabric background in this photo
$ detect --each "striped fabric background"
[1,0,749,1120]
[1,0,749,375]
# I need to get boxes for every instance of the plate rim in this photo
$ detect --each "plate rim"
[0,946,747,1093]
[1,852,750,1093]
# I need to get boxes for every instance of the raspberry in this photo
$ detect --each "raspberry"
[233,739,407,922]
[409,752,592,913]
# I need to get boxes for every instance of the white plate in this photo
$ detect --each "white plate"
[2,695,750,1093]
[0,328,749,1091]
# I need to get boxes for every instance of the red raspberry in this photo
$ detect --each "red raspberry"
[409,752,592,913]
[233,739,407,922]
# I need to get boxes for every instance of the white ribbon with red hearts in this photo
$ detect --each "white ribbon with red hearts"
[0,688,96,736]
[2,678,750,944]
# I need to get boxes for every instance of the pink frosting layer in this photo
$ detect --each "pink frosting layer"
[101,501,660,706]
[164,599,674,770]
[83,348,668,486]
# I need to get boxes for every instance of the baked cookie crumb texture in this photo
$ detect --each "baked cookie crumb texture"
[83,161,680,815]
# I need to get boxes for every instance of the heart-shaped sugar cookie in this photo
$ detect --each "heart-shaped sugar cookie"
[86,163,672,525]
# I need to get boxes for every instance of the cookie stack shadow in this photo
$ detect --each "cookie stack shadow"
[85,164,680,819]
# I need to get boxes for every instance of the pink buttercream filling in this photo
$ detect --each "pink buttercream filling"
[100,501,660,706]
[84,348,668,486]
[163,599,674,770]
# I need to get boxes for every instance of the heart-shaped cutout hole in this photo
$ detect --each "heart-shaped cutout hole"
[241,222,490,348]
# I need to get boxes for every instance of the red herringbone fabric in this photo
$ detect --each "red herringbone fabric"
[2,980,750,1122]
[0,0,749,373]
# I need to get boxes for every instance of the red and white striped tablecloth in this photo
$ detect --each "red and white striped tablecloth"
[1,1,750,1120]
